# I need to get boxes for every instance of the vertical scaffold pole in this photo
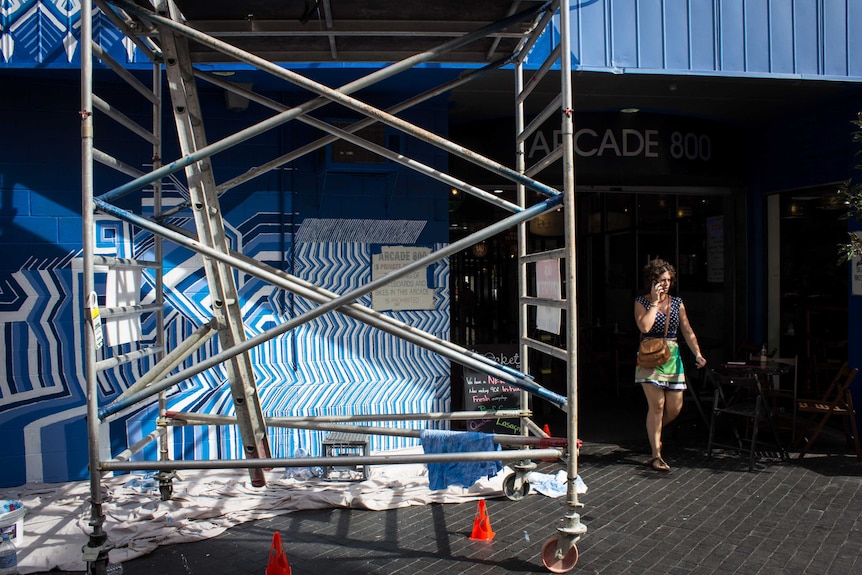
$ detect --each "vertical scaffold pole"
[559,0,587,548]
[536,1,588,570]
[81,2,112,574]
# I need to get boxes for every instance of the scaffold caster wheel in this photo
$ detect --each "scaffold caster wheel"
[156,470,175,501]
[502,473,530,501]
[159,483,173,501]
[541,537,578,573]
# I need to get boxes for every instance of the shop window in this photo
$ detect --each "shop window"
[777,185,848,385]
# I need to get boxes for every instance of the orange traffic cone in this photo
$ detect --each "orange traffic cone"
[469,499,495,541]
[266,531,292,575]
[541,424,556,462]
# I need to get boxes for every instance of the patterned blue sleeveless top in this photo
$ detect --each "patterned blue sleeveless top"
[636,295,681,339]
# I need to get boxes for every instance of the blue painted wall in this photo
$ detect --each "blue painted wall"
[0,73,451,487]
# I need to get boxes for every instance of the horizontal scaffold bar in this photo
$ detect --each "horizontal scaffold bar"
[101,448,566,473]
[165,411,568,448]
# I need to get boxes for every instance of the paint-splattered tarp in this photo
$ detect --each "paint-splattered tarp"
[0,449,581,574]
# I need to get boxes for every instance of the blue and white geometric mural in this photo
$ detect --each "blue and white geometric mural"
[0,0,453,486]
[0,170,450,486]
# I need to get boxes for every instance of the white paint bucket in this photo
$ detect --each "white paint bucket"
[0,500,25,547]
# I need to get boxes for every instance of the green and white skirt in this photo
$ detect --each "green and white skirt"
[635,340,686,391]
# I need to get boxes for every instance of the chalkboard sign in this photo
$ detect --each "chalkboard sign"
[464,345,522,434]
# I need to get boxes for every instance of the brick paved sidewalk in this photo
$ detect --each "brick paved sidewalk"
[101,439,861,575]
[30,385,862,575]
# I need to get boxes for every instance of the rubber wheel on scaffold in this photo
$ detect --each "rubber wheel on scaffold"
[541,537,578,573]
[159,483,173,501]
[502,473,530,501]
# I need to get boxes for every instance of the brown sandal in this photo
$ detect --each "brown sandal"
[647,456,670,472]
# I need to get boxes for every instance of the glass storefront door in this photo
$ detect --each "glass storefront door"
[577,188,735,391]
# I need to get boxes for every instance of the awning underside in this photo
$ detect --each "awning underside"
[127,0,549,63]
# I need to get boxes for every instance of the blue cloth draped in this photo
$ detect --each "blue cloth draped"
[420,429,502,491]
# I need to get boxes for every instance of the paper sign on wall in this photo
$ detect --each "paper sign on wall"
[105,268,142,346]
[536,259,561,334]
[372,246,434,311]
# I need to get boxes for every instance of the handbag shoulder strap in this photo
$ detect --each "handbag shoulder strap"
[640,304,670,341]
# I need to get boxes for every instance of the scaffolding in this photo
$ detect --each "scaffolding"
[81,1,583,573]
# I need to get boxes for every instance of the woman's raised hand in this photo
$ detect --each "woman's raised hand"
[650,281,664,302]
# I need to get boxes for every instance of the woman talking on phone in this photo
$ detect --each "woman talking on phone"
[634,258,707,472]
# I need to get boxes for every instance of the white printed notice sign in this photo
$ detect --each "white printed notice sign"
[536,258,561,334]
[372,246,434,311]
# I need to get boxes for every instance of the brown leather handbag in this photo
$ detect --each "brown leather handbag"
[637,310,670,368]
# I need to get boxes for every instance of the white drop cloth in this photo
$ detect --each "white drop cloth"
[0,450,579,574]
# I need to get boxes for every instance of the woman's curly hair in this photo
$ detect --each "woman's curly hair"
[642,258,677,290]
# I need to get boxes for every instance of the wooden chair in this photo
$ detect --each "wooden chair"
[796,362,862,460]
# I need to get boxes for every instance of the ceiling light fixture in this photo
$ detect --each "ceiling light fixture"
[620,107,639,114]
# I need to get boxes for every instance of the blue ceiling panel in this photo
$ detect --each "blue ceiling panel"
[690,1,717,71]
[635,1,664,69]
[793,1,821,76]
[769,1,795,75]
[852,1,862,76]
[662,0,692,71]
[823,0,849,77]
[565,0,862,81]
[744,0,772,74]
[609,0,637,69]
[717,0,746,72]
[573,0,610,69]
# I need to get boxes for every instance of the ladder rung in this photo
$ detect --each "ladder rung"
[517,93,562,144]
[526,145,564,178]
[93,148,147,179]
[92,94,160,145]
[520,295,566,309]
[519,248,566,263]
[96,345,163,372]
[94,255,161,269]
[520,336,568,361]
[517,44,561,104]
[92,44,160,105]
[101,303,163,318]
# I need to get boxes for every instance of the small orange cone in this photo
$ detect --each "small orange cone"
[469,499,495,541]
[541,424,556,462]
[266,531,292,575]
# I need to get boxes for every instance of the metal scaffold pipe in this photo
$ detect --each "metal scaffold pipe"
[96,193,568,419]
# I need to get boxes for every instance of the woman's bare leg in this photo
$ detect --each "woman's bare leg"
[663,390,685,427]
[641,382,666,458]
